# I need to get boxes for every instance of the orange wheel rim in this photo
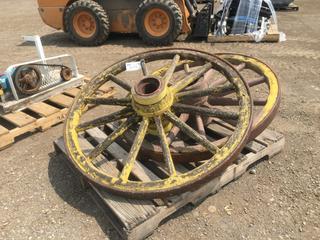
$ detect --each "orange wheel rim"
[144,8,170,37]
[73,11,97,38]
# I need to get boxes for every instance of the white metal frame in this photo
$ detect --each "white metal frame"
[3,35,80,101]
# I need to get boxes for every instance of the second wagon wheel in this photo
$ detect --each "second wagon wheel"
[136,0,183,45]
[143,53,281,162]
[64,49,253,198]
[208,53,281,140]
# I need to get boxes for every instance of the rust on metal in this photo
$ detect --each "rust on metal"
[64,48,256,198]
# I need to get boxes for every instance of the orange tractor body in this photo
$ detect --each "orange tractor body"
[37,0,194,45]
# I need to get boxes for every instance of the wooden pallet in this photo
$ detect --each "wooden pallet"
[208,24,280,43]
[54,126,285,240]
[0,84,115,150]
[275,3,299,11]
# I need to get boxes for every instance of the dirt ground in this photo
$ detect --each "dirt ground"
[0,0,319,239]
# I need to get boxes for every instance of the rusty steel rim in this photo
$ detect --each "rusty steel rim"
[73,11,97,38]
[64,49,253,198]
[144,8,170,37]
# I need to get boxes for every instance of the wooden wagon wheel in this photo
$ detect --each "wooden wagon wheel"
[64,49,253,198]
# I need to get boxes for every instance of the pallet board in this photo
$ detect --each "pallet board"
[208,24,280,43]
[54,126,285,240]
[275,3,299,11]
[0,85,115,150]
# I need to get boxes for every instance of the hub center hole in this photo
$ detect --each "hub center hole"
[135,77,161,96]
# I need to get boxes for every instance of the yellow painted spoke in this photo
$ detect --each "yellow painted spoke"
[152,60,193,78]
[173,103,239,120]
[119,117,149,182]
[164,111,218,153]
[88,116,138,160]
[176,82,234,101]
[171,62,212,94]
[163,54,180,86]
[76,107,133,132]
[154,116,176,176]
[167,113,189,144]
[85,97,131,106]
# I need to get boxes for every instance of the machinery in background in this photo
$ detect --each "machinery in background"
[0,36,83,113]
[212,0,277,41]
[37,0,279,46]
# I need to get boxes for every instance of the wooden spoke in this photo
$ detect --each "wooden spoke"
[163,54,180,86]
[85,97,131,106]
[167,113,189,145]
[76,107,134,132]
[140,59,149,76]
[154,116,176,176]
[173,103,239,120]
[176,82,234,100]
[87,116,139,160]
[209,97,267,106]
[236,62,246,72]
[164,111,218,153]
[247,76,266,87]
[171,62,212,94]
[119,118,149,182]
[208,97,239,106]
[195,114,206,136]
[184,63,191,74]
[253,98,268,106]
[109,74,132,91]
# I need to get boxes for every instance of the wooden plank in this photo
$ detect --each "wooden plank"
[2,112,36,127]
[0,134,14,150]
[78,137,120,178]
[245,140,266,153]
[49,94,75,108]
[54,136,157,229]
[28,102,60,117]
[86,128,160,182]
[207,24,280,43]
[64,88,81,97]
[0,125,9,136]
[0,85,115,152]
[92,184,157,230]
[99,85,115,94]
[54,129,285,240]
[208,33,280,43]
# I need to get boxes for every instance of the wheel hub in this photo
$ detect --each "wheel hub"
[145,8,170,37]
[132,76,174,117]
[73,11,97,38]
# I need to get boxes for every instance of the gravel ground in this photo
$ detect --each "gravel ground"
[0,0,319,239]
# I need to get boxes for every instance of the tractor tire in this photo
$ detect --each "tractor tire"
[64,0,110,46]
[136,0,183,46]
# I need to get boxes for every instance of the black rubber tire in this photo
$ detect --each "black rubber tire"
[136,0,183,46]
[64,0,110,46]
